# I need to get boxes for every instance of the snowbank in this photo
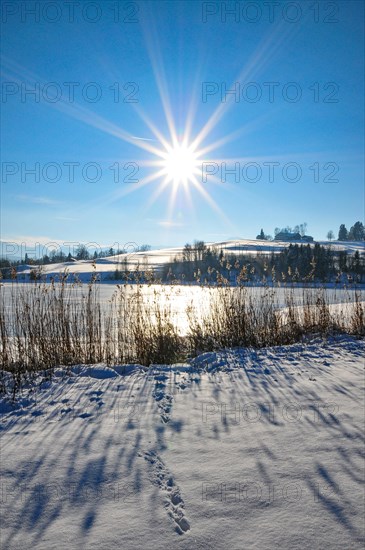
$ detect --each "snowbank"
[1,337,364,549]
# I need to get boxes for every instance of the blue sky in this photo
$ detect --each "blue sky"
[1,0,364,254]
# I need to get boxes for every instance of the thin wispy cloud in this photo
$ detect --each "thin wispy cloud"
[131,136,157,142]
[158,220,184,228]
[15,195,60,206]
[1,235,65,247]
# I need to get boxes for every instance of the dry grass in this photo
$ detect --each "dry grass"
[188,285,364,355]
[0,274,364,396]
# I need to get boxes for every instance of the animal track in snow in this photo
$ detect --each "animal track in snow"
[152,374,174,423]
[139,450,190,534]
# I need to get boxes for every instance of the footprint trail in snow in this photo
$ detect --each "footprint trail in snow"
[138,450,190,535]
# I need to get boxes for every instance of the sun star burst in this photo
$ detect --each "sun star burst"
[160,141,200,186]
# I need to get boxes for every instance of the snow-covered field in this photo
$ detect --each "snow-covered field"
[15,238,365,281]
[1,336,364,549]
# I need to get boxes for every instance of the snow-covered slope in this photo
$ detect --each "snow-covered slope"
[16,239,365,280]
[1,337,364,549]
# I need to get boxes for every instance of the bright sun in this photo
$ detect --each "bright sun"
[161,142,199,185]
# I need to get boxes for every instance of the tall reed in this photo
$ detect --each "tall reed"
[0,274,363,396]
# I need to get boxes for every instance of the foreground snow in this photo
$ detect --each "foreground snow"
[1,337,364,549]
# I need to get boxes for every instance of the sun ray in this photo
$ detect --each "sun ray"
[144,176,173,211]
[140,11,177,143]
[0,56,165,158]
[1,19,305,227]
[189,175,233,227]
[190,21,299,153]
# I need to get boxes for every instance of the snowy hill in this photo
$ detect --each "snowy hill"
[15,239,365,281]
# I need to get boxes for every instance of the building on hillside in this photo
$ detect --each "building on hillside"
[274,231,301,242]
[274,232,314,243]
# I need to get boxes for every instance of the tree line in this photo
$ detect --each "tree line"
[337,222,364,241]
[256,221,365,241]
[162,240,364,284]
[0,244,152,269]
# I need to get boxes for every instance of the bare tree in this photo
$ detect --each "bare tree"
[138,244,151,252]
[299,222,307,237]
[327,230,334,242]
